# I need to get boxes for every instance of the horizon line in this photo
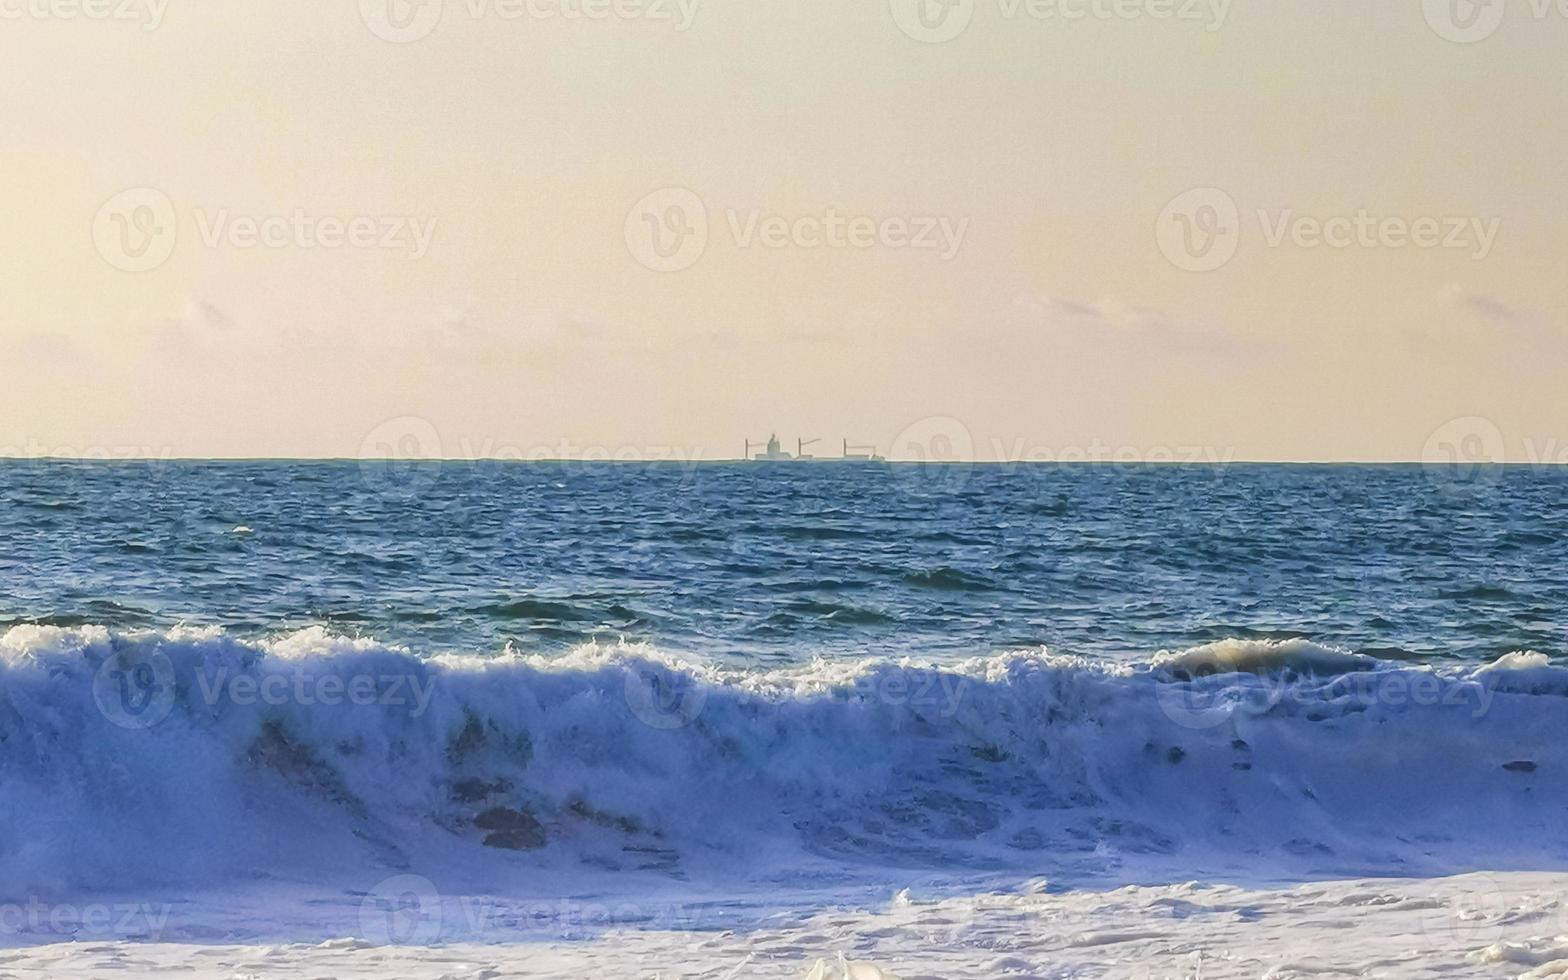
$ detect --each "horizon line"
[0,456,1551,467]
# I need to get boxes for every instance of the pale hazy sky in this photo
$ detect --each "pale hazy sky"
[1,1,1562,461]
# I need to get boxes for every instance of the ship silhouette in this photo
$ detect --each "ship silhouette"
[745,435,885,463]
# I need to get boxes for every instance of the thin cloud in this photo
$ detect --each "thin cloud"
[1439,285,1528,326]
[1018,294,1246,353]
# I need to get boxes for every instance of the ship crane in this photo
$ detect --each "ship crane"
[842,439,886,463]
[797,437,822,460]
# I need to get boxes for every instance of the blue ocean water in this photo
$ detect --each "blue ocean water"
[2,459,1567,912]
[1,460,1563,663]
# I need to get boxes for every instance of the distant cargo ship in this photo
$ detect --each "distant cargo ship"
[745,435,886,463]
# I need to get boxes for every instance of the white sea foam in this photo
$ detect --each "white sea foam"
[3,871,1565,977]
[1,625,1565,909]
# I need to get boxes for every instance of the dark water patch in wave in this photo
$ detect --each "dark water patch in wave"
[782,599,893,626]
[604,604,649,625]
[914,531,993,546]
[1439,585,1517,601]
[761,578,876,594]
[1,602,158,629]
[14,498,82,511]
[1499,530,1556,548]
[774,525,873,542]
[663,527,725,543]
[903,568,997,592]
[479,598,597,623]
[1027,500,1071,517]
[390,608,448,623]
[315,609,373,624]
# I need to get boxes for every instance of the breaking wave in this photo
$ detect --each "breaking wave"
[2,626,1566,898]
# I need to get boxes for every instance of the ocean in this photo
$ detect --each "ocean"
[2,460,1565,978]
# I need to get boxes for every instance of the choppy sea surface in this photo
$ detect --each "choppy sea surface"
[3,460,1564,662]
[2,460,1566,958]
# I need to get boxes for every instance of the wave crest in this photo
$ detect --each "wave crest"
[2,626,1565,896]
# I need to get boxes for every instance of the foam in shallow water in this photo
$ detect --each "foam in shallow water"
[4,872,1568,978]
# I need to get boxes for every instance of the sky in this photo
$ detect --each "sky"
[0,0,1563,462]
